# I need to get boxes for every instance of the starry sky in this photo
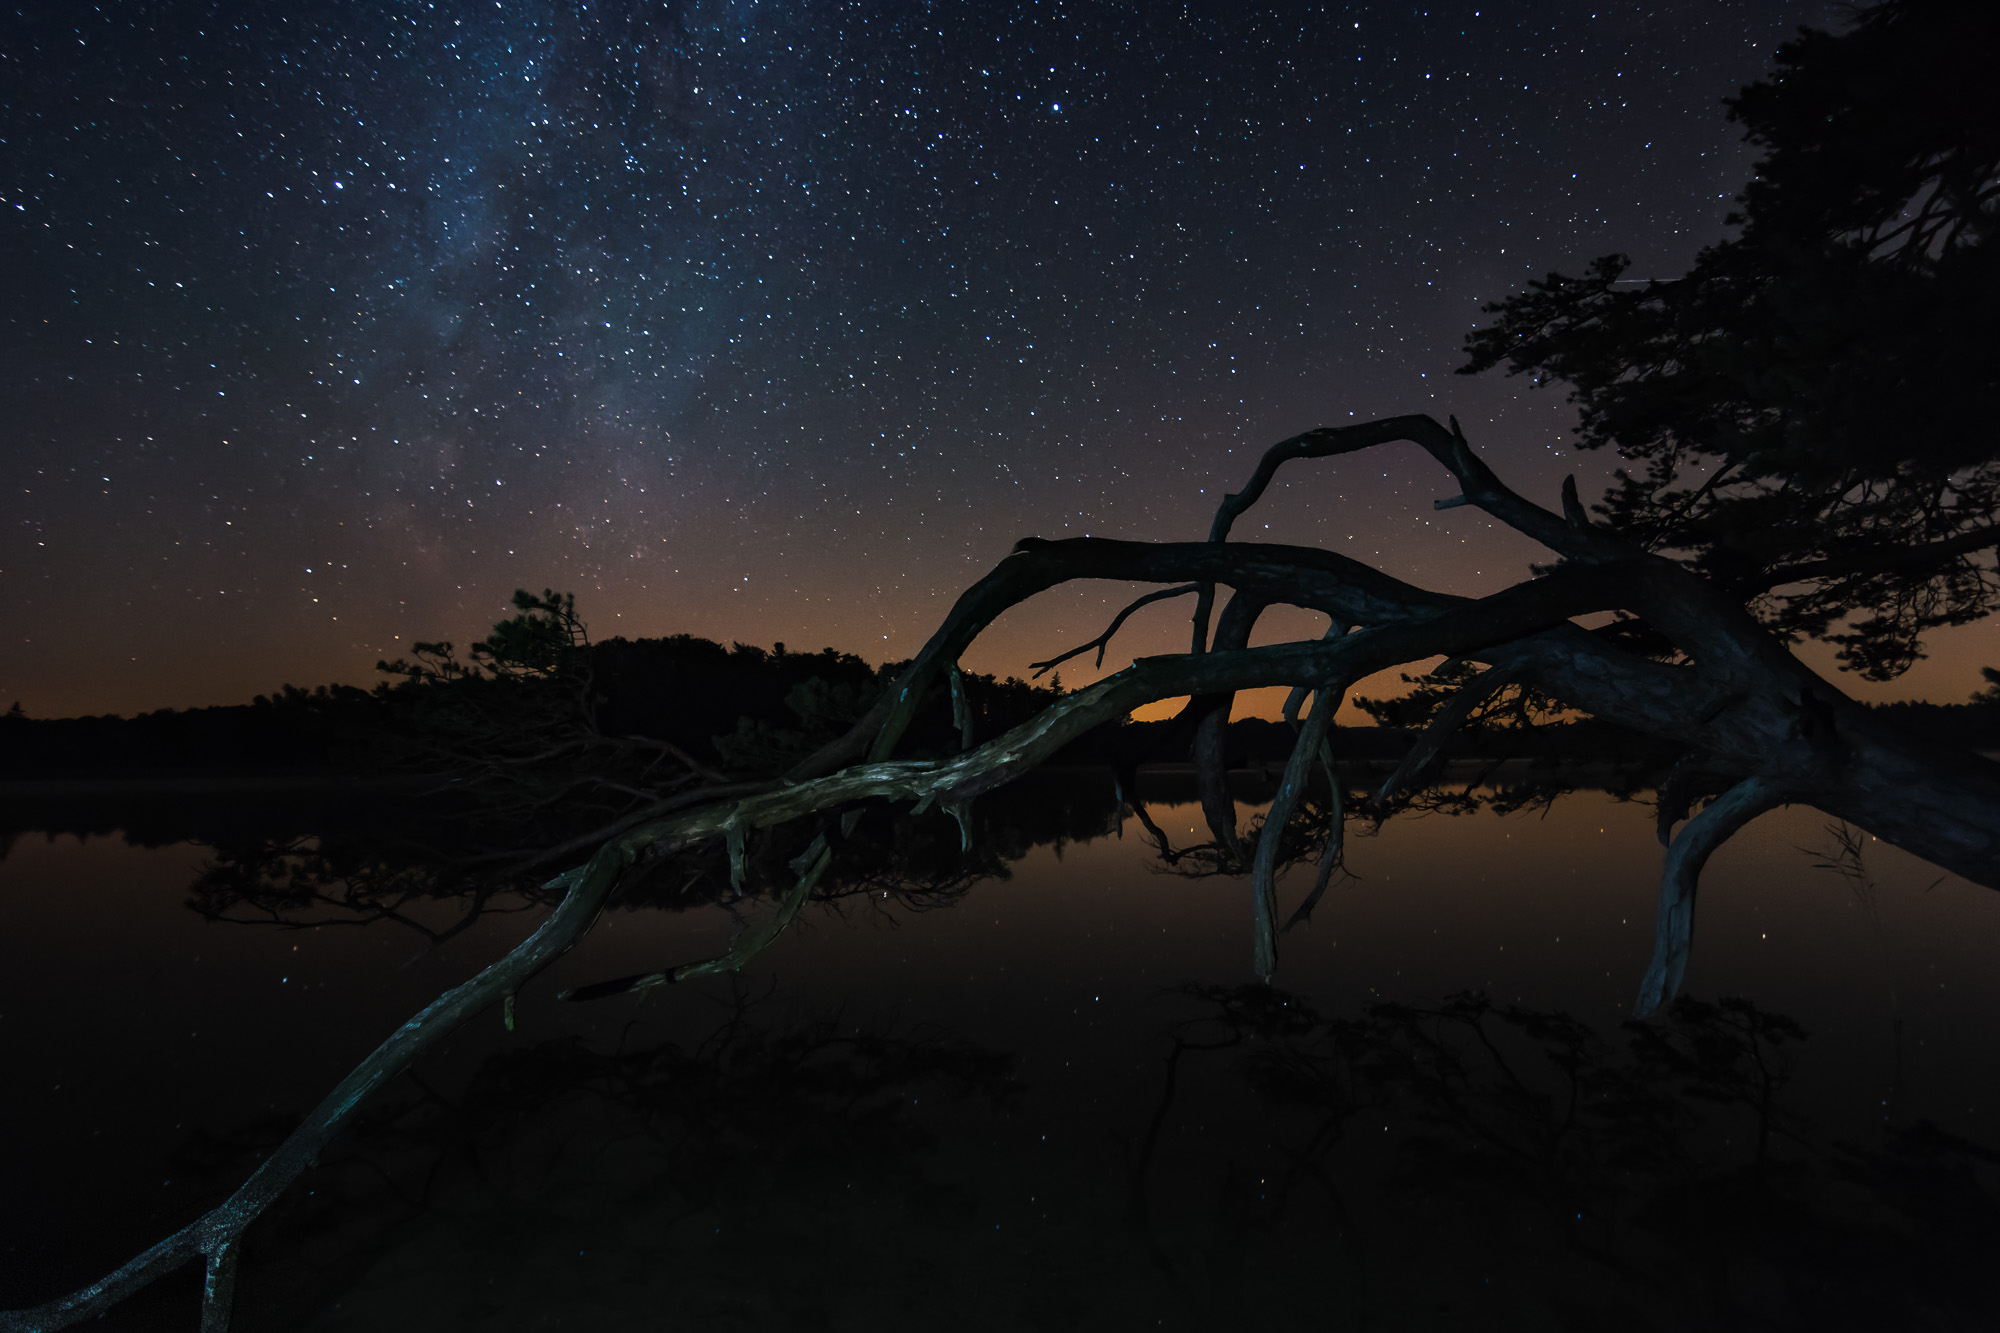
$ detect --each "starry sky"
[19,0,1980,723]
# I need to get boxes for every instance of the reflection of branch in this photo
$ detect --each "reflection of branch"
[1124,1031,1227,1230]
[559,836,832,1003]
[1125,796,1183,864]
[187,840,541,949]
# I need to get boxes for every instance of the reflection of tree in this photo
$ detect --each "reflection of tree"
[1129,985,2000,1327]
[184,836,543,949]
[171,588,1089,960]
[180,773,1125,958]
[1121,746,1673,936]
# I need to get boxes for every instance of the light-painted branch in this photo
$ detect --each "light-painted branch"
[1284,733,1346,935]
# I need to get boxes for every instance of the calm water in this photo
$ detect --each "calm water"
[4,773,1999,1330]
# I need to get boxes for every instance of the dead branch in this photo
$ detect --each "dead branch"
[1030,583,1201,677]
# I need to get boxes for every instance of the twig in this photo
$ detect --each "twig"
[1029,584,1201,676]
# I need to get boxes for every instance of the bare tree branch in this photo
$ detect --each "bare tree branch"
[0,837,642,1333]
[1188,412,1634,654]
[1029,583,1201,676]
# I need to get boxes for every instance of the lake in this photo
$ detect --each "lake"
[4,769,1998,1331]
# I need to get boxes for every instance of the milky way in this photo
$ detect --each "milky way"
[6,0,1867,717]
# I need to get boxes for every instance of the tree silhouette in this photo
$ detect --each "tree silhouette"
[1461,0,2000,679]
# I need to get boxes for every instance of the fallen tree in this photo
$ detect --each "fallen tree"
[10,2,1998,1326]
[10,411,1999,1333]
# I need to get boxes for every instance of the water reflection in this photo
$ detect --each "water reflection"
[167,774,1128,962]
[7,769,2000,1329]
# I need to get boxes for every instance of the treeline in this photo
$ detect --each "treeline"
[0,634,1073,782]
[1860,698,2000,750]
[6,631,1996,784]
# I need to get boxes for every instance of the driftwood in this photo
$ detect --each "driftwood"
[8,412,2000,1332]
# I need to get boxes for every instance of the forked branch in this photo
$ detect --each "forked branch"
[1031,583,1201,677]
[1374,664,1521,806]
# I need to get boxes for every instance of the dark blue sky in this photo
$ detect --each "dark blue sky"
[8,0,1881,717]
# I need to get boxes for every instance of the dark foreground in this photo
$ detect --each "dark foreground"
[4,773,1997,1330]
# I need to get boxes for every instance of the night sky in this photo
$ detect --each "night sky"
[21,0,1979,723]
